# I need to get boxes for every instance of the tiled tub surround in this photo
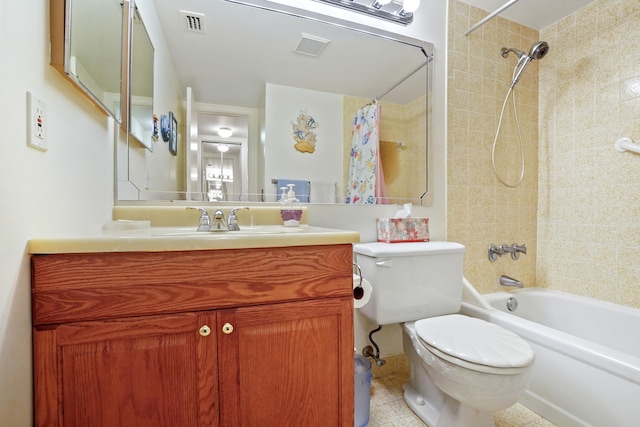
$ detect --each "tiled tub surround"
[537,0,640,306]
[447,0,539,294]
[447,0,640,307]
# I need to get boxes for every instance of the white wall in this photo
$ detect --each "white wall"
[0,1,116,424]
[0,0,186,424]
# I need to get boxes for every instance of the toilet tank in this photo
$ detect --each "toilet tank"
[354,241,465,325]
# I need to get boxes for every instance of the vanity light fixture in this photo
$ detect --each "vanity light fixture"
[217,127,233,138]
[398,0,420,16]
[372,0,392,9]
[313,0,419,25]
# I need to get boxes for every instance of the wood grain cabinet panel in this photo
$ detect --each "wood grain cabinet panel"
[218,298,353,426]
[32,244,354,427]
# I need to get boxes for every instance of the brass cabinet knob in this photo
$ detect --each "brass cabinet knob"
[222,322,234,335]
[199,325,212,337]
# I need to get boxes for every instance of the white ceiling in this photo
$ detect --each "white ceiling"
[459,0,595,30]
[153,0,427,109]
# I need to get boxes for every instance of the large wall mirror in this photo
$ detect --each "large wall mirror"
[118,0,433,205]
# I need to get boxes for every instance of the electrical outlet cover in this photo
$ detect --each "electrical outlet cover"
[27,91,48,151]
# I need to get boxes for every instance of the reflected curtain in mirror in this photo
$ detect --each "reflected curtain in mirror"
[346,102,387,204]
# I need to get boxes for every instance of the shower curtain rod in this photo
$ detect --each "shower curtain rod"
[464,0,522,36]
[373,56,432,103]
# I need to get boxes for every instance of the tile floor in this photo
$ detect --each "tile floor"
[365,355,556,427]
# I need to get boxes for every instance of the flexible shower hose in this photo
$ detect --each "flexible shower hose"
[491,76,525,187]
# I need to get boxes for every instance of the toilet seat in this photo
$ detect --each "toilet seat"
[414,314,534,374]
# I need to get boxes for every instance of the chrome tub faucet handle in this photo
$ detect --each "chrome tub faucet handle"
[488,245,505,262]
[510,243,527,260]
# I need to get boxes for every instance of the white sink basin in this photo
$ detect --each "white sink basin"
[148,225,304,237]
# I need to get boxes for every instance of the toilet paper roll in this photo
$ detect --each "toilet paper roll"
[353,274,373,308]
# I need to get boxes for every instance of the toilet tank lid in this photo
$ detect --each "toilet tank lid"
[353,241,465,257]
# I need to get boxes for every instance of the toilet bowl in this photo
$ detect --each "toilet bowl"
[353,242,535,427]
[402,315,533,427]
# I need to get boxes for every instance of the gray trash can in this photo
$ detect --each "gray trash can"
[354,354,372,427]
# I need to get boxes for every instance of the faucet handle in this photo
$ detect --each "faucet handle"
[488,245,504,262]
[511,243,527,260]
[187,207,211,232]
[228,207,249,231]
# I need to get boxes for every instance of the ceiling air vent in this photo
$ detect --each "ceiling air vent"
[294,33,330,57]
[180,10,205,34]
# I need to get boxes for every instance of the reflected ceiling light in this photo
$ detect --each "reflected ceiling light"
[217,144,230,153]
[217,127,233,138]
[313,0,418,25]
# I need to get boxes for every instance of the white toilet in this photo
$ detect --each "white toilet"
[353,241,534,427]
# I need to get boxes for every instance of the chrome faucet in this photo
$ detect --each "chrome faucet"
[187,207,212,232]
[187,207,250,232]
[209,210,228,231]
[227,207,249,231]
[489,243,527,261]
[499,275,524,288]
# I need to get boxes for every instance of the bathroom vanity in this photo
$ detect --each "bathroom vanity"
[31,225,358,426]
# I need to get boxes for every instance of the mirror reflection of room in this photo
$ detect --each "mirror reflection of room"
[119,0,432,204]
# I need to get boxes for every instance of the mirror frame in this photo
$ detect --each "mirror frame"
[50,0,125,120]
[127,4,155,151]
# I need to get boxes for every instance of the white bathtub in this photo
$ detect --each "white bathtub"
[460,288,640,427]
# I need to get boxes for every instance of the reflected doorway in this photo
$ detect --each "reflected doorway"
[202,141,242,201]
[198,112,249,201]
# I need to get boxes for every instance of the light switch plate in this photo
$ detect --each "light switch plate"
[27,91,48,152]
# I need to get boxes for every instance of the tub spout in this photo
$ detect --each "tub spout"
[499,275,524,288]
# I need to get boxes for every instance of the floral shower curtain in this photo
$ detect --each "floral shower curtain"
[346,102,387,204]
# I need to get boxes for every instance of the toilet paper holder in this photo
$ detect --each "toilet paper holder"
[353,263,364,300]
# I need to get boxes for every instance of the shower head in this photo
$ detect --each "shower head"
[501,41,549,88]
[529,41,549,60]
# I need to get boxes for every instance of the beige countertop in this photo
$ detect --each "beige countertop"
[29,224,360,254]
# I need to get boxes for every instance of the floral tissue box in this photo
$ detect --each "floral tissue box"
[377,218,430,243]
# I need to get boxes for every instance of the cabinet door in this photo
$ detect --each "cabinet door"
[34,313,218,427]
[217,298,354,426]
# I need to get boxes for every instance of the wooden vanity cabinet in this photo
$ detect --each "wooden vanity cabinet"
[32,244,354,427]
